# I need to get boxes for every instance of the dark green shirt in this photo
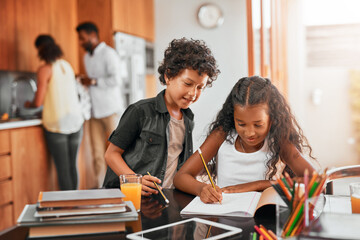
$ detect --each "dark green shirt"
[103,90,194,188]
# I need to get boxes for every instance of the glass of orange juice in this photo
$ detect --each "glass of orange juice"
[120,174,142,212]
[350,182,360,214]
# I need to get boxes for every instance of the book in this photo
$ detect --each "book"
[17,201,138,238]
[180,187,286,217]
[28,222,125,238]
[34,203,127,218]
[38,189,125,208]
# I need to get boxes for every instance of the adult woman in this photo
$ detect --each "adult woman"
[26,35,84,190]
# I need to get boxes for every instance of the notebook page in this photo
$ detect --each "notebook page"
[181,192,261,217]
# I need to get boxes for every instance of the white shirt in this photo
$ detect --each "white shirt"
[217,133,272,188]
[84,42,124,119]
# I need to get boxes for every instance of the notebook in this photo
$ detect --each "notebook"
[38,189,125,208]
[181,187,285,217]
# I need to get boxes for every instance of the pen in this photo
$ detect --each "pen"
[198,148,221,204]
[147,172,169,204]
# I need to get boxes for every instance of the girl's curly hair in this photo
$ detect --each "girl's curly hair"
[209,76,315,179]
[158,38,220,87]
[35,35,63,64]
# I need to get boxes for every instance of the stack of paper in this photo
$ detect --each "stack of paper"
[17,189,138,238]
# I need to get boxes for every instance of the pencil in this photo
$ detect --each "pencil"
[254,225,273,240]
[307,171,318,193]
[268,230,278,240]
[281,174,292,194]
[277,177,292,201]
[253,232,257,240]
[304,169,309,227]
[198,148,221,204]
[260,225,275,240]
[147,172,169,204]
[284,172,294,188]
[206,225,212,238]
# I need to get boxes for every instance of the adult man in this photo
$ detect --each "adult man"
[76,22,124,188]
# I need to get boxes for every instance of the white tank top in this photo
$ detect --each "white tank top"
[217,133,272,188]
[42,59,83,133]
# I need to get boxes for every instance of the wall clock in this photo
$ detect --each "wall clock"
[197,3,224,29]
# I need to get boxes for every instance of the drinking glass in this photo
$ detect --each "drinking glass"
[349,182,360,214]
[119,174,142,212]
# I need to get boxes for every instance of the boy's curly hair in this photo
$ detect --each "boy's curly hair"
[158,38,220,87]
[209,76,316,179]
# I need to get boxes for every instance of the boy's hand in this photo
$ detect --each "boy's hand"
[141,174,162,196]
[199,184,222,204]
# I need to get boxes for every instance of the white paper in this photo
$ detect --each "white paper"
[180,192,261,217]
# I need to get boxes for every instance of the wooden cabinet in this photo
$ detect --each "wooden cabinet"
[0,0,79,73]
[77,0,154,73]
[0,0,154,73]
[0,126,56,231]
[0,129,13,232]
[112,0,155,42]
[0,0,16,70]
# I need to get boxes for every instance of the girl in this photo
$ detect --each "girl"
[173,76,317,203]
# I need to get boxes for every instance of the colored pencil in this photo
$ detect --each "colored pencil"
[198,148,221,204]
[147,172,169,204]
[281,174,292,194]
[260,225,275,240]
[252,232,257,240]
[307,171,318,192]
[304,169,309,227]
[277,169,328,238]
[254,225,273,240]
[268,230,277,240]
[284,172,294,188]
[277,177,292,201]
[206,225,212,238]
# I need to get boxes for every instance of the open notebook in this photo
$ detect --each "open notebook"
[181,187,285,217]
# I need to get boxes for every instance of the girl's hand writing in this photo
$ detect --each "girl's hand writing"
[199,184,223,204]
[141,174,162,196]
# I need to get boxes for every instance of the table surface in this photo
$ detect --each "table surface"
[0,189,278,240]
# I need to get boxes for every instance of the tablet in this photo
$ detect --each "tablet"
[126,217,242,240]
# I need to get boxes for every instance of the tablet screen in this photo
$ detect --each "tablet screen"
[127,218,242,240]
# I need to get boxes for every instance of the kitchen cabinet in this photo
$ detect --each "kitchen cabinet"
[0,0,16,70]
[0,0,154,73]
[0,0,79,73]
[0,126,56,231]
[112,0,155,42]
[77,0,155,73]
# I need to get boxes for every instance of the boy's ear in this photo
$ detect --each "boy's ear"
[164,74,170,85]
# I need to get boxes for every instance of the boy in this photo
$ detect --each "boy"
[103,38,220,196]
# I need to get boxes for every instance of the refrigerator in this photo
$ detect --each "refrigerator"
[114,32,146,107]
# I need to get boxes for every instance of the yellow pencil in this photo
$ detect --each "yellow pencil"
[198,148,221,204]
[147,172,169,204]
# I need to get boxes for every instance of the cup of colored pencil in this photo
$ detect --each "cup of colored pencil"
[272,170,328,238]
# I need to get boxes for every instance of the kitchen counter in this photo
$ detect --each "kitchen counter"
[0,118,42,130]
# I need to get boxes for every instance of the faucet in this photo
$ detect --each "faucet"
[10,76,37,118]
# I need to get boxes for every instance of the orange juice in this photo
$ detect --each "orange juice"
[121,183,142,211]
[351,194,360,214]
